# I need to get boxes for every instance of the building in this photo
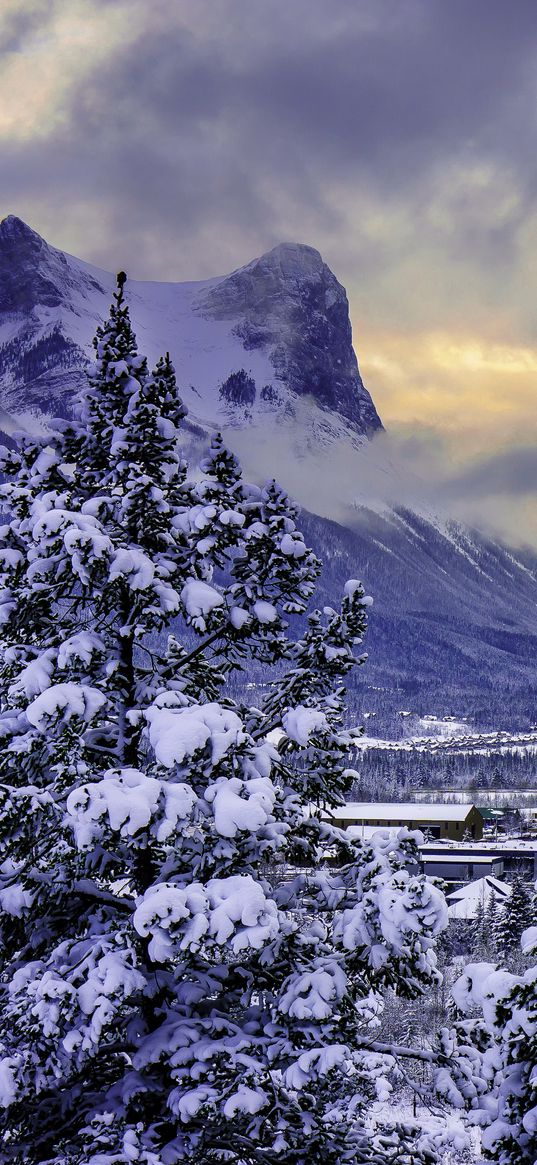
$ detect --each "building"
[446,875,510,920]
[421,840,537,881]
[329,802,484,841]
[422,852,503,883]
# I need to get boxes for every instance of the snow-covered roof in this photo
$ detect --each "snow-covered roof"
[447,875,510,903]
[423,855,501,865]
[330,802,477,822]
[421,837,537,852]
[446,876,511,920]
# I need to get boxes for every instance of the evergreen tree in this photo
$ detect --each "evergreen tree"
[0,279,446,1165]
[494,875,534,960]
[472,897,487,957]
[485,893,499,957]
[469,890,500,960]
[443,928,537,1165]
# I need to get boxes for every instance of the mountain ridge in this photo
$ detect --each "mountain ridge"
[301,504,537,732]
[0,216,381,443]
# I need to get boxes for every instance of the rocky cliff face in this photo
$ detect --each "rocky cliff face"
[0,215,105,312]
[0,217,381,442]
[197,242,381,433]
[0,217,107,422]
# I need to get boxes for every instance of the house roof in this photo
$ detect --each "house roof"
[447,875,510,902]
[330,802,477,823]
[446,875,511,920]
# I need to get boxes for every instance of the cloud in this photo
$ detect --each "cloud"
[3,0,537,280]
[3,0,535,337]
[0,0,140,142]
[1,0,537,489]
[224,422,537,551]
[0,2,53,55]
[443,446,537,500]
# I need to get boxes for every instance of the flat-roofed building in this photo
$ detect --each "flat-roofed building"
[422,853,503,881]
[421,841,537,880]
[329,802,483,841]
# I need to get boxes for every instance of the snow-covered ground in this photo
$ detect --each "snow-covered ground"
[367,1098,482,1163]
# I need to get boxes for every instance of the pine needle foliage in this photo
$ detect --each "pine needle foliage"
[0,279,446,1165]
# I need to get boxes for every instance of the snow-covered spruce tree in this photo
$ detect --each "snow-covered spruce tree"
[494,875,534,962]
[439,927,537,1165]
[0,278,447,1165]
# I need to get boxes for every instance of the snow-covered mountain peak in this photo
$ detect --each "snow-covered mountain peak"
[0,219,536,721]
[0,219,381,443]
[247,241,325,277]
[197,239,382,433]
[0,215,36,241]
[0,214,105,314]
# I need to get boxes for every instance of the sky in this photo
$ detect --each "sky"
[1,0,537,540]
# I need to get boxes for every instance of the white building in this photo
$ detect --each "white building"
[329,802,483,841]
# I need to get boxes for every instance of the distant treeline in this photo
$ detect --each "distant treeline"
[349,744,537,800]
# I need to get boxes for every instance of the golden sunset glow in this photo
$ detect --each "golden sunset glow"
[359,328,537,454]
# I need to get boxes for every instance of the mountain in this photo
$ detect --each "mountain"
[0,214,535,732]
[0,216,381,445]
[300,507,537,732]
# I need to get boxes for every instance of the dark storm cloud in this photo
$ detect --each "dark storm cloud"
[93,0,537,170]
[221,1,534,178]
[5,0,537,282]
[79,0,537,210]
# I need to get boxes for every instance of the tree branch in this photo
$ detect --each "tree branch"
[354,1035,446,1065]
